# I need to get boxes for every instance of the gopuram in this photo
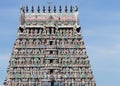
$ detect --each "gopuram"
[3,5,96,86]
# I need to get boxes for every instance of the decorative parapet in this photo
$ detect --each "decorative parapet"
[20,6,79,26]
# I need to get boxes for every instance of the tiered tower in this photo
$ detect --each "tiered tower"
[4,6,96,86]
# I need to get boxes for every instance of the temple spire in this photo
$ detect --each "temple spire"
[20,6,24,13]
[70,5,73,13]
[59,5,62,13]
[65,6,67,13]
[53,6,56,13]
[26,6,28,13]
[37,6,40,13]
[20,6,25,25]
[75,6,78,12]
[43,6,45,13]
[22,6,25,13]
[31,6,34,13]
[48,5,50,13]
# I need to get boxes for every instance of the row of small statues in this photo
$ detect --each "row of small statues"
[14,44,84,49]
[13,48,86,55]
[25,20,77,26]
[9,67,92,72]
[15,39,84,47]
[9,67,92,76]
[18,28,77,37]
[10,58,89,67]
[8,73,93,80]
[4,80,95,86]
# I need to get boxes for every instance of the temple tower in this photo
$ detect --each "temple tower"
[3,6,96,86]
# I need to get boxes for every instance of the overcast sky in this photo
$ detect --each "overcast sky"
[0,0,120,86]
